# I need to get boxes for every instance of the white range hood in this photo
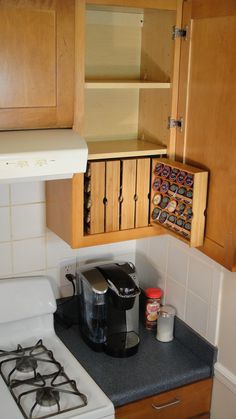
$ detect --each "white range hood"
[0,129,88,183]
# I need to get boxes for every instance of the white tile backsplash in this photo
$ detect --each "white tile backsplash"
[166,276,186,320]
[12,237,46,273]
[0,243,12,276]
[167,240,189,287]
[0,185,10,206]
[0,181,223,346]
[0,207,11,242]
[188,256,213,303]
[185,291,209,337]
[11,182,45,204]
[11,204,45,240]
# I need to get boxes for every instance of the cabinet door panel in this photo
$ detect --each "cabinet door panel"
[176,0,236,269]
[120,159,136,230]
[105,160,120,232]
[90,162,105,234]
[0,0,74,129]
[135,158,150,228]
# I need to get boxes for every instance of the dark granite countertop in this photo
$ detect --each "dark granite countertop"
[55,298,217,407]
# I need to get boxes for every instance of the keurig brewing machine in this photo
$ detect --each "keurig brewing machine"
[77,262,140,357]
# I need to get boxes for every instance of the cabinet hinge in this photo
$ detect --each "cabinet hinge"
[172,26,187,40]
[168,117,183,130]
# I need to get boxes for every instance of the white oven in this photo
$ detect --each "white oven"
[0,276,114,419]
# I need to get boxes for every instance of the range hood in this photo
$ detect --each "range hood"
[0,129,88,182]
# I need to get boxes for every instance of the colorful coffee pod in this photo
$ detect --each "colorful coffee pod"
[176,171,187,184]
[169,183,178,196]
[176,218,185,228]
[154,163,164,176]
[152,177,162,191]
[160,181,170,194]
[160,196,170,209]
[169,167,179,181]
[177,186,186,196]
[167,214,177,224]
[185,207,193,220]
[152,193,162,206]
[161,165,171,178]
[185,189,193,199]
[151,207,161,220]
[159,210,168,224]
[176,203,185,215]
[167,199,177,213]
[184,221,191,231]
[185,174,194,187]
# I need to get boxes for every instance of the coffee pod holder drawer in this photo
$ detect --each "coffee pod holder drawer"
[150,158,208,247]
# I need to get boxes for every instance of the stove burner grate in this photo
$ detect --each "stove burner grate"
[0,340,88,419]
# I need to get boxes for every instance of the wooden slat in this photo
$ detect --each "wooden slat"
[135,158,150,228]
[85,81,171,89]
[87,139,167,160]
[120,159,136,230]
[105,160,120,232]
[90,161,105,234]
[86,0,177,11]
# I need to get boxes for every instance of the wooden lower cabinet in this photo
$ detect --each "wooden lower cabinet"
[115,378,213,419]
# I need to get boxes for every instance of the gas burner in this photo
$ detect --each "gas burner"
[0,340,88,419]
[16,356,38,373]
[36,387,60,408]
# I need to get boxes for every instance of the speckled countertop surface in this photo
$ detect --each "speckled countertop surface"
[55,298,217,407]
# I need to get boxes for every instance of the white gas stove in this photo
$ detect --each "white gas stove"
[0,276,114,419]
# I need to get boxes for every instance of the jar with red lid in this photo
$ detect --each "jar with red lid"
[144,287,163,330]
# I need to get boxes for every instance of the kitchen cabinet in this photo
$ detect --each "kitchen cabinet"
[46,0,183,248]
[42,0,234,270]
[175,0,236,270]
[115,378,213,419]
[0,0,75,129]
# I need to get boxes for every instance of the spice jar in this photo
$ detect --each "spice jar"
[144,287,163,330]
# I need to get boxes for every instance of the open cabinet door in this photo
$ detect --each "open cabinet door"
[176,0,236,270]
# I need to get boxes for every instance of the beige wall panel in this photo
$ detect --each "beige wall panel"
[138,89,171,146]
[140,9,176,82]
[85,89,139,140]
[85,10,142,79]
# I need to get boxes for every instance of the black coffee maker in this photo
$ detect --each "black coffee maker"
[77,262,140,357]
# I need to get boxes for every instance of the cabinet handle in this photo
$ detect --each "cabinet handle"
[152,397,180,411]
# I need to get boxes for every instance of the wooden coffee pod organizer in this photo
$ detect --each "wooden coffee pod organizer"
[150,159,208,247]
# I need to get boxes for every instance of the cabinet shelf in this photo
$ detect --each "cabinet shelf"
[85,80,171,89]
[87,139,167,160]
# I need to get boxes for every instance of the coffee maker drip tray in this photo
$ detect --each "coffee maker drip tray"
[104,332,140,357]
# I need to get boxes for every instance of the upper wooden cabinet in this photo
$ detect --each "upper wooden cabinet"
[175,0,236,270]
[0,0,75,129]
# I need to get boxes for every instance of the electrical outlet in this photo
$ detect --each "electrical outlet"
[60,258,76,287]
